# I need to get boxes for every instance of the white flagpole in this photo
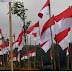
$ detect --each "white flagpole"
[9,2,13,71]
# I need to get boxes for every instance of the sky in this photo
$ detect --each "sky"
[0,0,72,44]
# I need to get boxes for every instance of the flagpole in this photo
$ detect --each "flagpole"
[9,2,13,71]
[49,1,56,70]
[38,21,43,67]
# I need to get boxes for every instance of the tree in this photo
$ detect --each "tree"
[11,1,31,68]
[11,1,31,31]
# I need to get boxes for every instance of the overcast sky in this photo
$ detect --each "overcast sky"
[0,0,72,44]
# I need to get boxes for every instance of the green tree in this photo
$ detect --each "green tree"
[11,1,31,31]
[11,1,31,68]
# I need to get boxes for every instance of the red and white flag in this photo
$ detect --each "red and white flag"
[0,49,3,55]
[38,0,50,18]
[66,46,70,56]
[0,42,9,54]
[0,29,2,45]
[8,57,11,61]
[55,7,72,30]
[13,54,17,61]
[12,33,19,50]
[17,30,24,52]
[17,53,20,62]
[28,49,36,57]
[54,28,70,50]
[50,48,53,60]
[21,54,28,60]
[38,16,55,44]
[12,33,15,43]
[28,21,39,40]
[39,40,51,53]
[0,59,2,65]
[0,0,12,2]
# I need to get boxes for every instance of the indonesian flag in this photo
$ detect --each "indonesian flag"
[66,46,70,56]
[55,7,72,30]
[50,48,53,60]
[28,49,36,57]
[8,57,11,61]
[38,16,55,44]
[28,21,39,40]
[12,33,15,43]
[0,29,2,45]
[21,54,28,60]
[0,42,9,54]
[17,30,24,52]
[13,54,16,61]
[0,59,2,65]
[17,53,20,62]
[54,28,70,50]
[39,40,51,53]
[12,34,19,50]
[0,0,12,2]
[38,0,50,18]
[0,49,3,55]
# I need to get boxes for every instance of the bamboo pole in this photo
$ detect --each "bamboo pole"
[9,2,13,71]
[38,22,43,67]
[49,1,56,70]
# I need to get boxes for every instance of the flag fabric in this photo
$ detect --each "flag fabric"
[12,33,19,50]
[17,30,24,52]
[13,54,17,61]
[17,53,20,62]
[8,57,11,61]
[0,42,9,54]
[66,46,70,56]
[28,49,36,57]
[12,33,15,43]
[0,29,2,45]
[38,0,50,18]
[54,28,70,50]
[0,0,12,2]
[38,16,55,44]
[55,7,72,30]
[39,40,51,53]
[21,54,28,60]
[50,48,53,60]
[0,59,2,65]
[28,21,39,40]
[0,49,3,55]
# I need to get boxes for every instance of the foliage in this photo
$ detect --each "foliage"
[11,1,31,31]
